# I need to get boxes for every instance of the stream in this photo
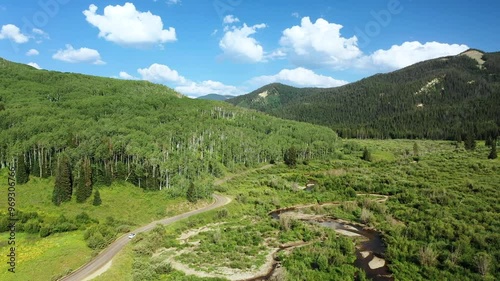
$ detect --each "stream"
[259,208,394,281]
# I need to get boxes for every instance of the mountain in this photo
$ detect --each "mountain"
[228,49,500,140]
[197,94,235,101]
[0,58,339,190]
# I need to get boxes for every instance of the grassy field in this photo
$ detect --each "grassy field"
[0,139,498,280]
[0,231,91,281]
[0,171,211,280]
[123,139,498,281]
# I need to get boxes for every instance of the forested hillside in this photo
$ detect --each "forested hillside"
[0,58,339,192]
[228,50,500,140]
[197,94,235,101]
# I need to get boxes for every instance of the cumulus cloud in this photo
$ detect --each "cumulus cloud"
[119,71,136,79]
[278,17,469,72]
[27,62,42,69]
[53,44,105,64]
[135,63,241,97]
[366,41,469,69]
[223,15,240,24]
[219,23,267,63]
[0,24,29,43]
[26,49,39,56]
[83,3,176,47]
[175,80,242,97]
[138,63,187,84]
[280,17,362,69]
[250,67,348,88]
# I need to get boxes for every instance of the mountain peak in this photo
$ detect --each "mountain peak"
[459,49,486,67]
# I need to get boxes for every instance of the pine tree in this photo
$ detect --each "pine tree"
[16,154,29,184]
[284,146,298,167]
[186,182,197,203]
[76,158,93,203]
[93,189,102,206]
[488,141,497,159]
[362,147,372,162]
[52,155,73,206]
[464,133,477,151]
[413,142,420,156]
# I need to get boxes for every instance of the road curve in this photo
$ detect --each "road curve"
[59,194,231,281]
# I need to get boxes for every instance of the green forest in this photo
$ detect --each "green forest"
[0,57,340,194]
[228,50,500,140]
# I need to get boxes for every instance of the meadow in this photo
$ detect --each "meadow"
[0,139,498,280]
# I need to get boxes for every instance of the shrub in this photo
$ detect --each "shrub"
[360,208,374,224]
[419,245,438,267]
[216,208,228,219]
[39,225,52,237]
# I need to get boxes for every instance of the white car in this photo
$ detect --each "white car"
[128,233,136,239]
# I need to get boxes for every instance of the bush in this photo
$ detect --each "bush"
[216,208,229,219]
[419,245,438,267]
[360,208,374,224]
[24,219,41,234]
[39,225,52,237]
[154,261,172,274]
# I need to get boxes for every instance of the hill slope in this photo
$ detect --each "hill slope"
[0,58,339,190]
[197,94,235,101]
[228,50,500,139]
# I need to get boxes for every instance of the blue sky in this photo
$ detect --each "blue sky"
[1,0,499,97]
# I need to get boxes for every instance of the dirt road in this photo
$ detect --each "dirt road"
[59,194,231,281]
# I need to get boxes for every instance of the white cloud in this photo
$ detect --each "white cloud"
[211,29,218,36]
[278,17,468,72]
[219,23,267,63]
[135,63,240,97]
[119,71,136,79]
[250,67,348,88]
[175,80,242,97]
[291,12,299,18]
[280,17,362,69]
[83,3,176,47]
[26,49,39,56]
[366,41,469,69]
[167,0,181,5]
[266,49,287,60]
[0,24,29,43]
[223,15,240,24]
[138,63,187,83]
[27,62,41,69]
[53,44,105,65]
[32,28,49,38]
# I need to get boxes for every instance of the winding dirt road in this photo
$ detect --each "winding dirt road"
[59,194,231,281]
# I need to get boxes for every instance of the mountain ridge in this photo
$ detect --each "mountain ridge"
[228,49,500,139]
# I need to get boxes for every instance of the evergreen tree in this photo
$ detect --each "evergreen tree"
[76,158,93,203]
[464,134,477,151]
[16,154,29,184]
[92,189,102,206]
[361,147,372,162]
[52,155,73,206]
[413,142,420,156]
[186,182,197,203]
[284,146,298,167]
[485,135,493,147]
[488,141,497,159]
[413,142,420,161]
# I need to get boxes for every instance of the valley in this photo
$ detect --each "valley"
[0,38,498,281]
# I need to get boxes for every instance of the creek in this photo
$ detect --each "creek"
[255,207,394,281]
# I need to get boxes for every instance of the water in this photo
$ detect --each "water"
[266,209,394,281]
